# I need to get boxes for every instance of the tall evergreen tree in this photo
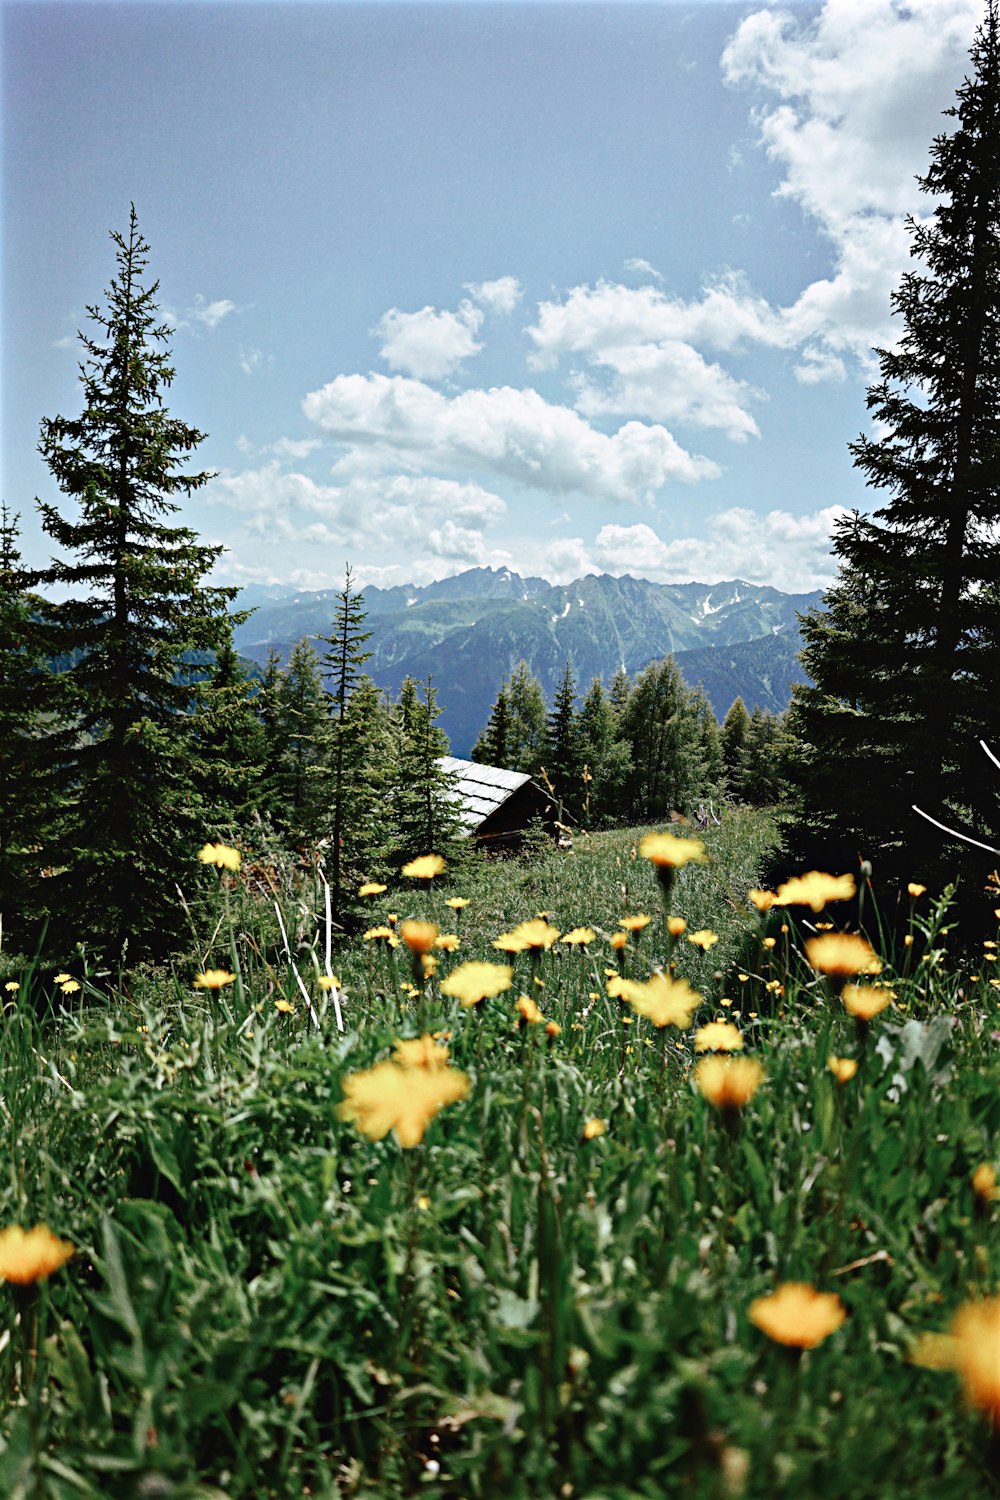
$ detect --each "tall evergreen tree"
[318,565,373,918]
[471,685,512,768]
[721,697,751,799]
[619,657,704,821]
[791,7,1000,885]
[388,676,463,864]
[577,676,631,826]
[544,658,584,819]
[272,639,332,847]
[34,208,240,957]
[504,660,549,776]
[197,640,266,826]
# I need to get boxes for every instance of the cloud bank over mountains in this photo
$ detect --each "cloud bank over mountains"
[205,0,981,595]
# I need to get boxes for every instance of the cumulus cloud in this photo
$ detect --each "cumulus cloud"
[525,506,847,592]
[374,301,484,380]
[303,372,719,501]
[465,276,523,314]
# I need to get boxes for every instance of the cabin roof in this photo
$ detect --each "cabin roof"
[438,756,535,831]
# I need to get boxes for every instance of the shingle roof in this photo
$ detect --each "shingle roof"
[438,756,533,831]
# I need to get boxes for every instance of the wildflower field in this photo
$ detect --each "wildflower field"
[1,810,998,1499]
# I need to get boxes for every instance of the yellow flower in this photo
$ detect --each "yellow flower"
[446,896,469,910]
[435,933,461,953]
[440,961,514,1008]
[60,980,81,995]
[275,999,294,1014]
[773,871,855,912]
[638,831,707,869]
[695,1055,765,1110]
[561,926,596,945]
[748,889,776,912]
[613,971,701,1029]
[515,995,545,1025]
[401,853,446,880]
[805,933,882,978]
[619,914,652,933]
[609,931,629,951]
[908,882,927,898]
[358,881,387,897]
[363,925,399,946]
[972,1164,998,1203]
[842,984,894,1020]
[667,915,687,937]
[317,974,340,991]
[694,1020,744,1053]
[198,842,241,872]
[748,1283,846,1349]
[493,919,560,953]
[0,1224,75,1285]
[545,1020,562,1037]
[951,1298,1000,1427]
[4,981,19,993]
[687,929,719,951]
[53,972,71,984]
[827,1055,859,1084]
[394,1034,450,1069]
[337,1060,469,1148]
[193,969,236,990]
[582,1118,606,1140]
[399,920,439,954]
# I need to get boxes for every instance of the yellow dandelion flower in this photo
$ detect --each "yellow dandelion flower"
[446,896,469,910]
[667,915,687,937]
[950,1298,1000,1427]
[4,981,19,993]
[0,1224,75,1285]
[842,984,894,1020]
[748,889,776,912]
[53,973,71,984]
[59,980,81,995]
[561,926,596,945]
[619,914,652,933]
[435,933,461,953]
[614,971,701,1029]
[275,999,294,1014]
[688,929,719,952]
[827,1055,859,1084]
[972,1164,998,1203]
[805,933,882,978]
[908,882,927,898]
[440,961,514,1007]
[748,1283,846,1349]
[695,1055,765,1110]
[317,975,340,991]
[337,1060,469,1148]
[358,881,387,897]
[198,842,241,872]
[399,920,439,955]
[192,969,236,990]
[582,1118,606,1140]
[694,1020,744,1053]
[394,1034,450,1069]
[638,831,707,869]
[493,918,560,953]
[773,871,855,912]
[545,1020,562,1037]
[609,931,629,951]
[401,853,446,880]
[515,995,545,1025]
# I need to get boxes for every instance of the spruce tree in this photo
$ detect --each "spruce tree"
[272,639,332,847]
[317,565,373,918]
[34,208,241,957]
[619,657,704,821]
[791,7,1000,886]
[544,658,584,819]
[504,660,549,776]
[577,676,631,826]
[721,697,751,800]
[388,676,463,865]
[197,641,266,826]
[472,685,512,768]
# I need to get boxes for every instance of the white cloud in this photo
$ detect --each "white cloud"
[303,372,719,501]
[527,506,847,591]
[794,346,847,385]
[239,345,264,375]
[193,295,237,330]
[465,276,523,314]
[624,257,663,282]
[374,300,483,380]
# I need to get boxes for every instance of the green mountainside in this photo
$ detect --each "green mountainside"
[233,568,820,753]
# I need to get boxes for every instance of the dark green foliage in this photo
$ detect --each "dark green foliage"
[318,566,374,917]
[502,660,549,776]
[577,676,632,826]
[388,676,465,865]
[791,9,1000,887]
[33,209,240,958]
[618,656,705,820]
[721,696,751,795]
[472,684,513,768]
[197,639,267,824]
[543,658,585,820]
[271,638,332,847]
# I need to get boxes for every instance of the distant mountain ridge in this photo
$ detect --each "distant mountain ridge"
[232,567,821,754]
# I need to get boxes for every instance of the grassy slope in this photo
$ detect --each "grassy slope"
[1,810,998,1499]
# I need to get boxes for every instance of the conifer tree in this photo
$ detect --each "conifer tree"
[504,660,549,776]
[791,6,1000,884]
[577,676,631,826]
[318,565,373,918]
[197,641,266,825]
[472,686,512,768]
[544,658,584,819]
[34,208,240,957]
[693,690,725,793]
[721,697,751,798]
[273,639,332,847]
[619,657,704,821]
[388,676,463,864]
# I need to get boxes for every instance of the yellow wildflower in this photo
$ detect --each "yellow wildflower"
[951,1299,1000,1427]
[440,960,514,1007]
[198,842,241,873]
[0,1224,75,1285]
[842,984,894,1020]
[609,931,629,951]
[638,831,707,869]
[399,920,439,954]
[401,854,446,880]
[337,1060,469,1148]
[561,926,596,945]
[972,1164,998,1203]
[192,969,236,990]
[749,1283,846,1349]
[748,889,776,912]
[908,882,927,898]
[613,971,701,1029]
[317,974,340,991]
[805,933,882,978]
[53,973,71,984]
[619,914,652,933]
[694,1020,744,1053]
[435,933,461,953]
[515,995,545,1025]
[687,929,719,951]
[667,915,687,937]
[358,881,387,897]
[695,1055,764,1110]
[275,999,294,1014]
[394,1034,450,1069]
[59,980,81,995]
[545,1020,562,1037]
[446,896,469,910]
[827,1055,859,1084]
[773,871,855,912]
[4,981,19,993]
[582,1118,606,1140]
[493,918,560,953]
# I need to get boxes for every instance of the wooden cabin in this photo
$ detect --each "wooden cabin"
[438,756,557,851]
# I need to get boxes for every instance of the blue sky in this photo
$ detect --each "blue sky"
[2,0,986,593]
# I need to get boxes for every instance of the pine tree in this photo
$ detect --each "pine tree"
[693,690,725,793]
[34,208,241,957]
[577,676,631,826]
[791,7,1000,885]
[388,676,463,865]
[197,640,266,826]
[273,639,332,847]
[472,685,512,768]
[544,658,584,819]
[317,565,373,918]
[619,657,704,821]
[721,697,751,799]
[504,660,549,776]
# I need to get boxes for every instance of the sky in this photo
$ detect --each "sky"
[2,0,987,595]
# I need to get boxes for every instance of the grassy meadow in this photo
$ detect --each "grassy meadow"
[1,810,998,1499]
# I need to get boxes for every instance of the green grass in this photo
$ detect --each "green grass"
[1,809,998,1499]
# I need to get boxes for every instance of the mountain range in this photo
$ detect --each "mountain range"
[233,568,823,755]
